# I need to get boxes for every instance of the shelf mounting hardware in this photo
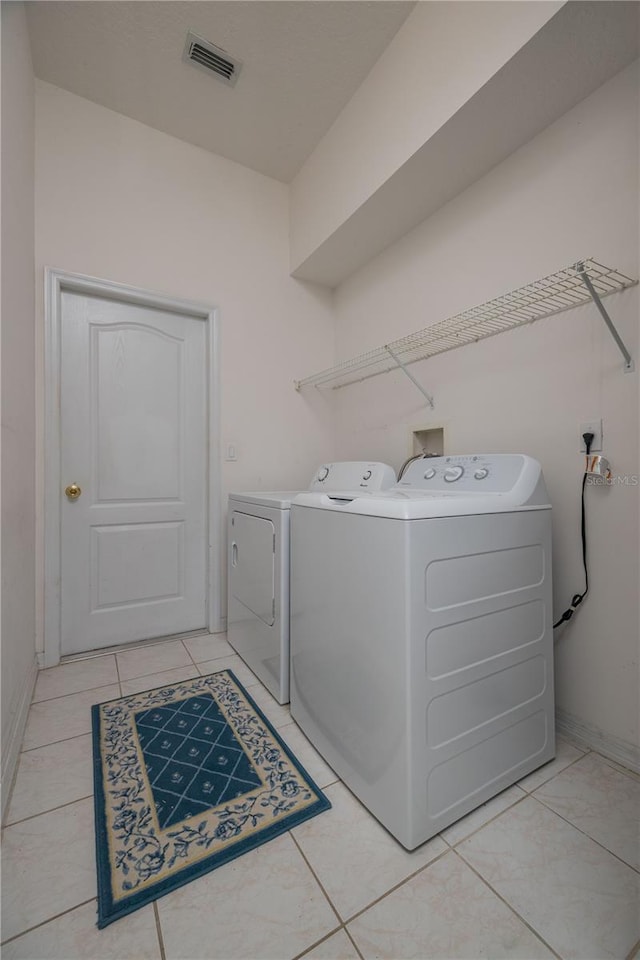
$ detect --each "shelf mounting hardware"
[574,262,634,372]
[384,345,434,407]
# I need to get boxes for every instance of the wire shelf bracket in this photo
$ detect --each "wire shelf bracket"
[574,262,634,372]
[294,258,637,401]
[384,345,434,408]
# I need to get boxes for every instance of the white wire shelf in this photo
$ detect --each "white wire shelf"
[294,259,637,395]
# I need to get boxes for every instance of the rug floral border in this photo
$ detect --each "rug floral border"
[92,669,331,928]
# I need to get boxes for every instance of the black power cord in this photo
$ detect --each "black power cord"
[553,432,594,629]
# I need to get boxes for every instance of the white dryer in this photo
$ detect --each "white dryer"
[227,462,396,704]
[290,454,555,849]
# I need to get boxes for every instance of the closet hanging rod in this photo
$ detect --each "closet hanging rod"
[294,258,637,395]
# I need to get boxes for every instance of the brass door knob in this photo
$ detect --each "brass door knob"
[65,483,82,501]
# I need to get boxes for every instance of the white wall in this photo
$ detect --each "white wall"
[331,62,640,759]
[290,1,561,273]
[34,81,336,647]
[1,2,39,811]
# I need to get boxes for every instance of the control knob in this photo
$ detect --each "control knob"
[362,470,372,480]
[424,468,436,480]
[474,468,489,480]
[317,466,329,482]
[444,465,464,482]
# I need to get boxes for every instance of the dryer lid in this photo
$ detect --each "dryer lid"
[228,461,396,509]
[228,491,301,509]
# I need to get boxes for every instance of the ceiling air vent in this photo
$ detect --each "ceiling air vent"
[183,31,242,87]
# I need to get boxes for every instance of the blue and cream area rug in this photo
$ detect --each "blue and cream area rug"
[92,669,331,928]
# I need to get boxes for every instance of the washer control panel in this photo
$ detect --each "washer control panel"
[309,461,396,492]
[399,454,529,494]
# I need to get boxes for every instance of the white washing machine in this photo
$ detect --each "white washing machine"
[290,454,555,849]
[227,462,396,703]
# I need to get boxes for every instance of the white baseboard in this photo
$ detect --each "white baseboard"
[1,655,38,823]
[556,707,640,774]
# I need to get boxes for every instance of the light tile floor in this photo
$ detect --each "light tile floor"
[2,636,639,960]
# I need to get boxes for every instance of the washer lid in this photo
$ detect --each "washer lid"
[292,455,550,519]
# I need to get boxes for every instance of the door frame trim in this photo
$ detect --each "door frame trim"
[43,267,222,667]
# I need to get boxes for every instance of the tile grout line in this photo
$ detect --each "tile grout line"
[118,637,214,686]
[452,848,564,960]
[26,681,119,710]
[33,675,119,705]
[339,843,452,927]
[443,745,612,852]
[449,782,639,877]
[4,793,94,829]
[180,637,200,672]
[445,789,531,849]
[21,729,97,754]
[290,926,346,960]
[120,665,205,695]
[289,830,345,928]
[19,729,93,755]
[574,745,640,784]
[597,754,640,783]
[344,925,366,960]
[528,791,640,875]
[114,652,123,698]
[320,777,341,789]
[625,936,640,960]
[0,897,98,947]
[117,642,236,688]
[153,900,167,960]
[517,748,593,796]
[180,636,244,673]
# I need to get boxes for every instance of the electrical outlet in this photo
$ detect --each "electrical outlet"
[579,419,602,452]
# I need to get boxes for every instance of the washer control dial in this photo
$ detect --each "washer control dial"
[362,470,372,480]
[317,466,329,482]
[444,465,464,483]
[424,468,436,480]
[474,468,489,480]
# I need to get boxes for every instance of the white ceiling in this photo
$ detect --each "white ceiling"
[26,1,415,183]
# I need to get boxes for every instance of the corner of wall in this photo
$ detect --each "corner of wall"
[1,653,38,823]
[1,0,39,823]
[556,707,640,774]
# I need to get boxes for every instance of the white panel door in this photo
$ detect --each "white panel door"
[60,291,208,654]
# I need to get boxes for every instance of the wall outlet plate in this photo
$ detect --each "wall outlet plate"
[580,419,602,452]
